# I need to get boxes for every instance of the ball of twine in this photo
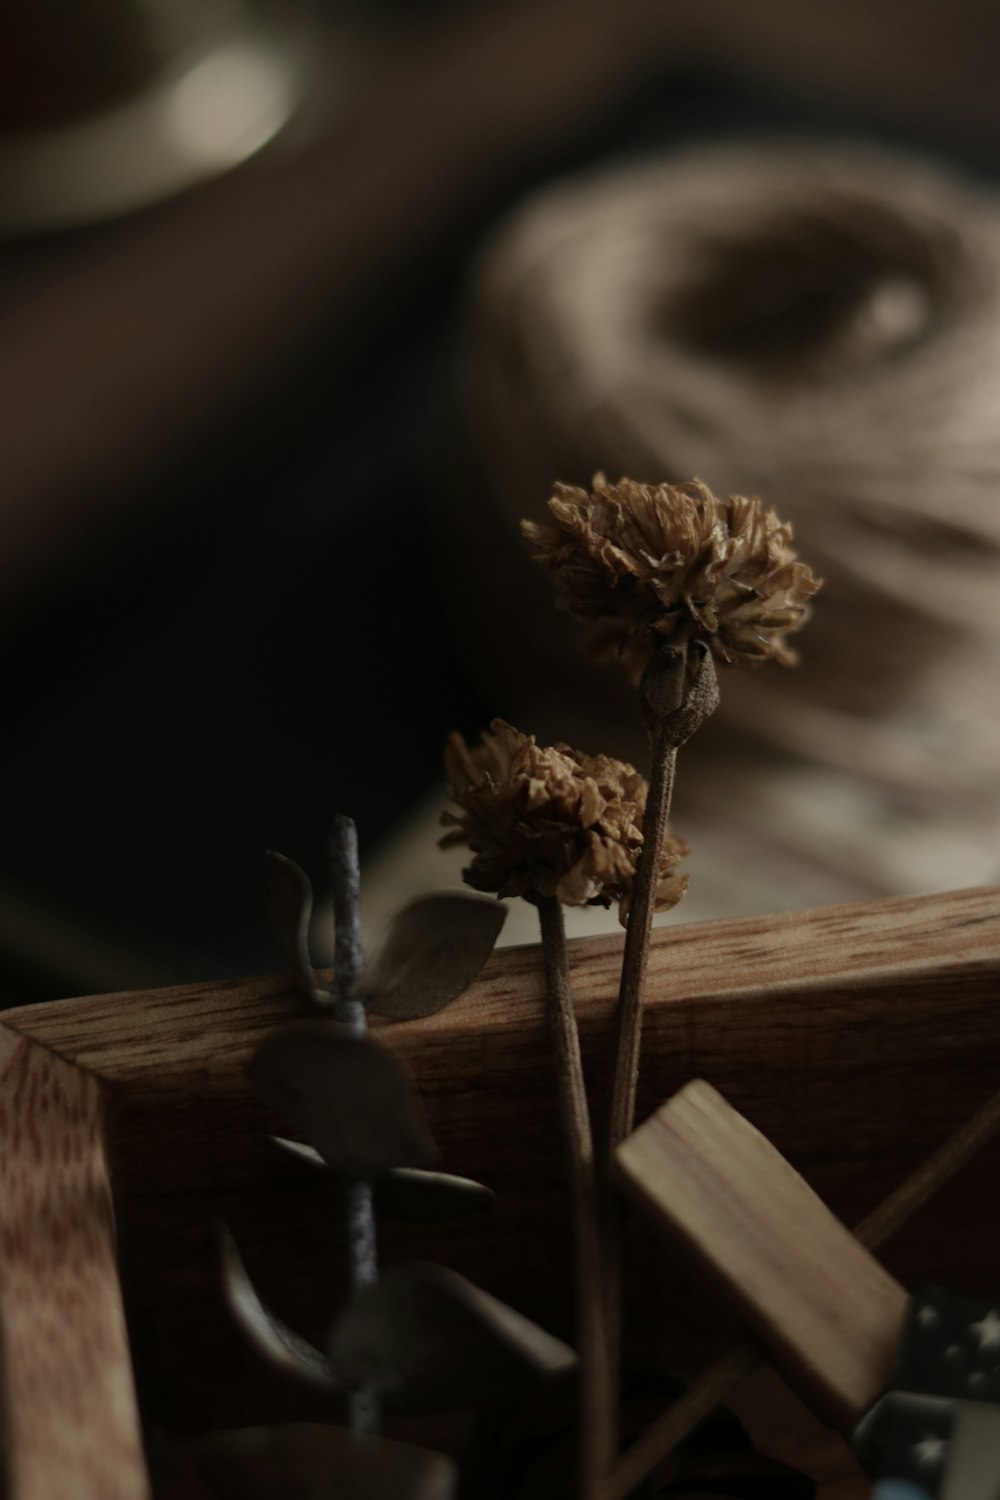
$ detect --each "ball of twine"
[458,142,1000,804]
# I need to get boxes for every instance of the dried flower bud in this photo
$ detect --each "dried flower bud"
[521,475,820,670]
[441,720,687,923]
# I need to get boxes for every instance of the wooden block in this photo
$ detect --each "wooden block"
[0,1028,150,1500]
[616,1079,909,1431]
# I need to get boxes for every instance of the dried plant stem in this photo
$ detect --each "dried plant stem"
[602,1087,1000,1499]
[608,724,678,1154]
[603,707,680,1460]
[330,814,380,1439]
[537,894,614,1500]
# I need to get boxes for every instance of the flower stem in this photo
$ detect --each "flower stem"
[330,814,380,1438]
[536,894,614,1500]
[602,711,679,1460]
[607,724,678,1154]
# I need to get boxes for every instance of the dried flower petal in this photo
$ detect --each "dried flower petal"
[521,475,820,670]
[442,720,687,923]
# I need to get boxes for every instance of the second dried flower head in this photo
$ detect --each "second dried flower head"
[442,719,687,924]
[522,474,820,671]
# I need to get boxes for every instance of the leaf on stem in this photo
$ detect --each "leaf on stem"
[328,1263,577,1411]
[265,851,331,1004]
[271,1139,495,1222]
[189,1423,458,1500]
[361,894,506,1020]
[251,1023,437,1175]
[219,1226,339,1393]
[272,1138,495,1220]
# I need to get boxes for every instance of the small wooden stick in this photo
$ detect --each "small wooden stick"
[604,642,716,1454]
[605,1342,759,1500]
[603,1085,1000,1500]
[607,727,678,1154]
[537,895,614,1500]
[853,1088,1000,1250]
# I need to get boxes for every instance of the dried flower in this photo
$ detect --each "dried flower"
[521,475,820,669]
[442,720,687,923]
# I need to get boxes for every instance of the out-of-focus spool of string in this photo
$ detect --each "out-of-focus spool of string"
[457,143,1000,814]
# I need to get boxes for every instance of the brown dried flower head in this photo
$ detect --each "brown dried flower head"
[441,719,687,923]
[521,475,820,669]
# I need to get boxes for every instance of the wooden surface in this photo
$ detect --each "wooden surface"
[0,1029,149,1500]
[617,1080,908,1431]
[1,884,999,1490]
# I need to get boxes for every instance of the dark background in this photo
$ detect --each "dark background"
[1,0,997,1000]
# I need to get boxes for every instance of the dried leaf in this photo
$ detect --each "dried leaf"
[265,851,330,1004]
[219,1226,339,1393]
[639,641,688,724]
[328,1263,577,1411]
[251,1023,437,1175]
[271,1139,495,1222]
[375,1168,496,1223]
[190,1424,457,1500]
[361,894,506,1020]
[270,1135,329,1170]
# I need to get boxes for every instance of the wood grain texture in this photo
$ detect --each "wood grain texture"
[606,1081,1000,1499]
[0,1028,149,1500]
[1,884,998,1445]
[617,1080,908,1430]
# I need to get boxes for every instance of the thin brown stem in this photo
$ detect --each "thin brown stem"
[601,725,677,1450]
[608,725,678,1154]
[537,894,614,1500]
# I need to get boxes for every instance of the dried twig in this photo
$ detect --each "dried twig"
[537,894,614,1499]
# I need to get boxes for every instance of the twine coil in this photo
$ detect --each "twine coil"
[460,143,1000,804]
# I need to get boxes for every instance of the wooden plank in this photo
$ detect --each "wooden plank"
[2,882,997,1077]
[5,885,998,1089]
[0,1028,149,1500]
[2,885,998,1435]
[616,1080,909,1430]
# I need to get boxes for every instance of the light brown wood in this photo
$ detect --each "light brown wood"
[0,883,997,1472]
[605,1082,1000,1498]
[617,1080,908,1430]
[0,1028,149,1500]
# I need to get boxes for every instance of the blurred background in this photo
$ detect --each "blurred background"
[2,0,1000,1003]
